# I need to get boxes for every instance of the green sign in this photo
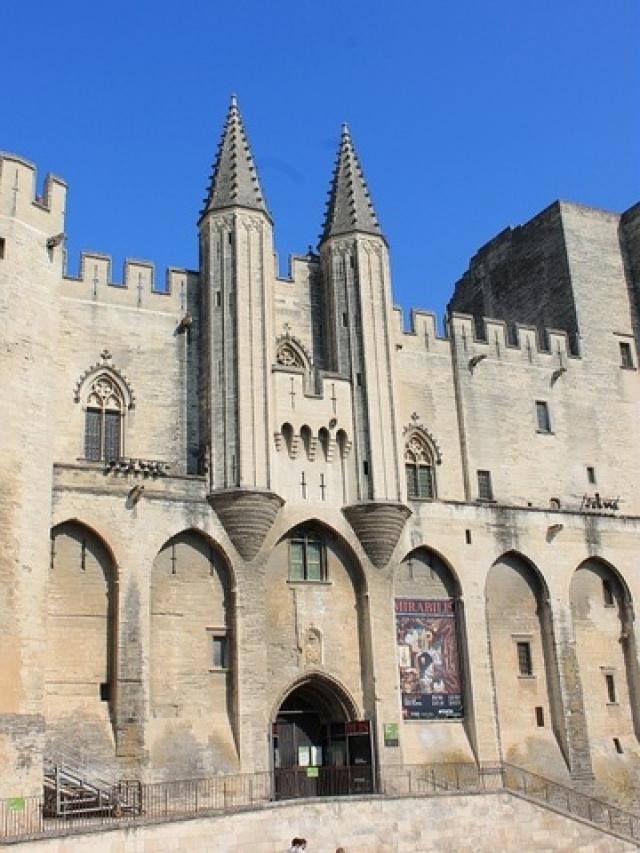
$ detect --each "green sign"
[306,766,319,778]
[8,798,25,812]
[383,723,399,747]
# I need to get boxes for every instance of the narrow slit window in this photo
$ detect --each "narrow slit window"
[602,579,614,606]
[613,737,623,754]
[535,706,544,727]
[477,470,493,501]
[0,237,5,259]
[586,466,596,484]
[84,409,102,461]
[536,401,551,433]
[211,634,229,669]
[517,641,533,676]
[605,673,616,703]
[465,529,472,545]
[619,341,634,369]
[104,411,121,461]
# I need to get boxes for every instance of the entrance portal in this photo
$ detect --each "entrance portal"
[272,678,374,798]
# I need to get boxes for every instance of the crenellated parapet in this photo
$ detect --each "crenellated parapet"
[394,307,582,367]
[0,152,66,232]
[394,308,451,355]
[62,254,196,312]
[447,312,579,366]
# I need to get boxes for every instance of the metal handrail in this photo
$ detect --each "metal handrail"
[1,761,637,843]
[502,763,640,840]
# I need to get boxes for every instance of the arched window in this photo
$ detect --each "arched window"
[405,433,435,499]
[300,424,312,459]
[318,427,330,461]
[282,422,294,455]
[84,375,124,461]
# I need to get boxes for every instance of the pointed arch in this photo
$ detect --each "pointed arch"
[489,549,551,602]
[74,350,135,409]
[270,671,361,723]
[47,520,118,750]
[570,557,640,758]
[397,545,462,598]
[266,518,370,739]
[572,556,633,605]
[149,528,238,775]
[394,546,468,740]
[276,517,367,593]
[485,550,568,776]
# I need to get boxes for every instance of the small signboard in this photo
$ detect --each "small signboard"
[383,723,399,747]
[306,766,319,778]
[8,798,25,812]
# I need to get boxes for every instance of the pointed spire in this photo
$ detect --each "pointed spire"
[200,95,269,220]
[320,123,382,243]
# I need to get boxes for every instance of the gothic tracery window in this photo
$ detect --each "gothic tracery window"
[84,375,124,461]
[276,342,305,369]
[405,433,435,500]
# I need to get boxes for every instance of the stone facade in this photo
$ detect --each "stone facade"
[1,97,639,810]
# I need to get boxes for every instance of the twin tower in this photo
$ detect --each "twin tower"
[200,96,409,564]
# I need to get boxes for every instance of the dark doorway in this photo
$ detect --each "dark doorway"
[272,679,374,799]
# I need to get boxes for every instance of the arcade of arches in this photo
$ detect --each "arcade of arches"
[43,522,640,806]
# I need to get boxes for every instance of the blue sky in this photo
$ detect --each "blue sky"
[1,0,638,323]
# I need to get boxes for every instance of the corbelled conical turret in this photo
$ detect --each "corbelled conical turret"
[320,123,381,243]
[200,94,269,219]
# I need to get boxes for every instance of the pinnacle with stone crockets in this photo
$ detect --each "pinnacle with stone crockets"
[320,122,382,244]
[200,94,269,220]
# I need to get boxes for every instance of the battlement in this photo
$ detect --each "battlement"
[62,252,197,312]
[393,303,581,363]
[0,152,66,231]
[447,312,580,362]
[393,307,450,355]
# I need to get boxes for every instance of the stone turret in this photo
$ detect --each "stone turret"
[319,126,409,566]
[199,97,282,559]
[0,154,66,796]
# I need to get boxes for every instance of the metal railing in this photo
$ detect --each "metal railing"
[502,763,640,842]
[378,761,504,796]
[1,762,638,843]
